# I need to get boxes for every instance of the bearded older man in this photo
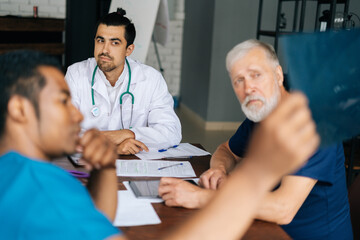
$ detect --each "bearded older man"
[158,39,353,240]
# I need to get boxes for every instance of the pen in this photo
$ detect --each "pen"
[158,145,179,152]
[158,162,183,170]
[163,156,192,159]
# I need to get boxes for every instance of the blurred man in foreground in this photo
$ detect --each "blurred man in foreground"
[0,50,124,239]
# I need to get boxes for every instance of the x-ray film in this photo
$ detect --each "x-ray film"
[280,29,360,146]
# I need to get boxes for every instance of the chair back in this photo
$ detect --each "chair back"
[349,174,360,239]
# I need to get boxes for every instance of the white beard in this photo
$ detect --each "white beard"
[241,82,280,122]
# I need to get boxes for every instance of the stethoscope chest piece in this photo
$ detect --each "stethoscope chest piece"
[91,106,100,117]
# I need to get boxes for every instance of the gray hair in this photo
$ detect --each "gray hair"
[226,39,280,72]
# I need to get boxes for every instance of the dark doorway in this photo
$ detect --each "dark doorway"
[65,0,111,68]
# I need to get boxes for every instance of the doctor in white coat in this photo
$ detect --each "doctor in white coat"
[65,9,181,155]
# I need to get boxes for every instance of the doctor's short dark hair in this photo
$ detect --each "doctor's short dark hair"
[95,8,136,47]
[0,50,62,136]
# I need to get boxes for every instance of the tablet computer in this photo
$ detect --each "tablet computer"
[129,180,161,199]
[129,179,198,199]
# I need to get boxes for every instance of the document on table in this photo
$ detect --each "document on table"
[116,160,196,177]
[136,143,210,160]
[280,29,360,146]
[113,190,161,227]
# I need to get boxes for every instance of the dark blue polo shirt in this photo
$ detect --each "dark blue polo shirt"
[229,118,353,240]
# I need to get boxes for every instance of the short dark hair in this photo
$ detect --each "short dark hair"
[95,8,136,47]
[0,50,62,136]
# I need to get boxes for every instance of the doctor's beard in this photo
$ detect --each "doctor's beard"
[97,53,116,72]
[241,82,280,122]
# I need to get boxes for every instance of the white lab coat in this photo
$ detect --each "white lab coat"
[65,57,181,148]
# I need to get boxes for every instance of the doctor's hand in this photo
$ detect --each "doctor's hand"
[116,138,149,155]
[102,129,136,145]
[198,167,227,190]
[158,177,215,209]
[77,129,117,171]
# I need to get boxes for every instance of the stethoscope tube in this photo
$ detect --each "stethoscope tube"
[91,58,134,129]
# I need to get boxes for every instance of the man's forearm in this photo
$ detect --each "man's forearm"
[210,142,239,173]
[254,176,317,225]
[102,130,135,145]
[254,188,291,224]
[87,168,118,221]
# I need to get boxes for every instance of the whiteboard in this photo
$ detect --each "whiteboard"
[109,0,160,63]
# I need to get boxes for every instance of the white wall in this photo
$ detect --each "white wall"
[0,0,65,19]
[145,0,184,97]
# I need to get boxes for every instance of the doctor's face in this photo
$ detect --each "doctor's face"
[229,47,283,122]
[32,66,83,158]
[94,24,134,73]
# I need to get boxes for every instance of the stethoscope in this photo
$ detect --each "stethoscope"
[91,58,134,129]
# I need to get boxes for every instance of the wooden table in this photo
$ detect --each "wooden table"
[53,151,291,240]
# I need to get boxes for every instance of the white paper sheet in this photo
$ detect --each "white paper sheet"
[116,160,196,177]
[113,190,161,227]
[136,143,210,160]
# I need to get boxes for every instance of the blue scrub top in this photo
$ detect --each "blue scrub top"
[0,151,121,240]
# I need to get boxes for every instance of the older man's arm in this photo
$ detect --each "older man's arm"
[159,141,241,209]
[198,141,242,190]
[255,175,317,224]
